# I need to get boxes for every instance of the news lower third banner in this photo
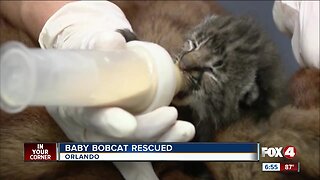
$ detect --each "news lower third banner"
[24,142,259,161]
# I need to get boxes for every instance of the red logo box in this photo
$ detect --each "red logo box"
[24,143,57,161]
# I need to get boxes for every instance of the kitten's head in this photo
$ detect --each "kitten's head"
[117,16,284,133]
[173,15,283,128]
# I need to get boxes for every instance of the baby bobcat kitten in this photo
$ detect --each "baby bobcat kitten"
[120,15,285,142]
[172,15,284,141]
[119,14,317,178]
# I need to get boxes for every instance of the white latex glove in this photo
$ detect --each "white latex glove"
[46,106,195,142]
[39,1,195,180]
[273,1,319,69]
[39,1,130,50]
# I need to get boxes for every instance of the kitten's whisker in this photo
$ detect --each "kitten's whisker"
[206,72,221,86]
[195,118,202,128]
[173,54,179,64]
[185,73,199,88]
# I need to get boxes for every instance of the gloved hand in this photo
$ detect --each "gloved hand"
[273,1,319,69]
[40,0,195,144]
[46,106,195,142]
[40,2,195,180]
[39,1,130,50]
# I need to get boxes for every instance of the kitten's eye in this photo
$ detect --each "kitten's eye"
[213,60,224,67]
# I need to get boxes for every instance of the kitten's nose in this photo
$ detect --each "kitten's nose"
[179,58,196,70]
[178,60,187,70]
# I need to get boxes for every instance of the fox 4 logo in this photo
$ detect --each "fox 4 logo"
[261,146,296,159]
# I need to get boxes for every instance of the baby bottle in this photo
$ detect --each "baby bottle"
[0,41,184,113]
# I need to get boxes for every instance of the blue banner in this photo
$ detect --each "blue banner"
[59,142,258,153]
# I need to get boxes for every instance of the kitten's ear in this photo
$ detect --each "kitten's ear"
[241,83,259,106]
[116,29,138,42]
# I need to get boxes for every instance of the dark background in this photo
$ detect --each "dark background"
[217,0,299,78]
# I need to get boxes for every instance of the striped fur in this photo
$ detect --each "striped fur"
[174,16,285,141]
